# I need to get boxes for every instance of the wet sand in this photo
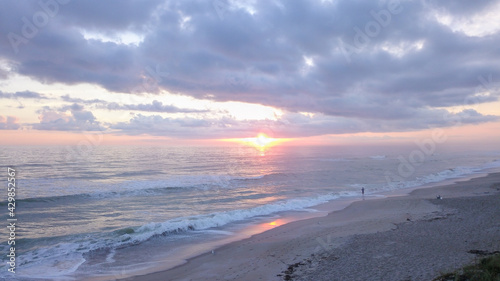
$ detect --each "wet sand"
[127,173,500,281]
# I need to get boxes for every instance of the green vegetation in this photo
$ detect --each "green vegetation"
[433,254,500,281]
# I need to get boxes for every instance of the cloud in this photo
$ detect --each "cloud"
[0,90,48,99]
[0,68,8,80]
[61,95,108,104]
[110,114,234,138]
[110,108,499,139]
[61,95,208,114]
[426,0,497,17]
[106,100,209,113]
[1,0,499,137]
[32,105,104,131]
[0,115,20,130]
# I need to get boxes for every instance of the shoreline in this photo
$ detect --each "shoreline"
[124,172,500,281]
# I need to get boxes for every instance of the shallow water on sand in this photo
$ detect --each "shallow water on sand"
[1,145,499,279]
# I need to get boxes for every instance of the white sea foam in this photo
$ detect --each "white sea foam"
[482,159,500,171]
[314,158,348,162]
[2,146,499,280]
[6,193,344,279]
[14,252,86,280]
[131,193,342,242]
[370,155,386,160]
[15,174,264,201]
[378,160,500,193]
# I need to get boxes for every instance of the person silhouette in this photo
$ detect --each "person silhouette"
[361,187,365,195]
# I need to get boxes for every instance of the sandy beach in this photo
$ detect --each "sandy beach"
[4,1,500,280]
[127,173,500,281]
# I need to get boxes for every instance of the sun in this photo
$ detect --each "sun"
[221,133,291,151]
[254,133,276,147]
[238,133,283,149]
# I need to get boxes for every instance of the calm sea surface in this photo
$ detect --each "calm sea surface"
[1,144,499,279]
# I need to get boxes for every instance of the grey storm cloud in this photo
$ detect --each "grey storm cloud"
[1,0,499,136]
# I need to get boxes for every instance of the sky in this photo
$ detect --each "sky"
[0,0,499,147]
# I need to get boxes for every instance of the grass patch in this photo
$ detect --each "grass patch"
[433,253,500,281]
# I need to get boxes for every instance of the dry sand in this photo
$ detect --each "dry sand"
[127,173,500,281]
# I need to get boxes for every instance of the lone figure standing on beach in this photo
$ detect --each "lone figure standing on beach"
[361,187,365,195]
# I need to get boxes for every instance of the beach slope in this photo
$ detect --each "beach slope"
[128,173,500,281]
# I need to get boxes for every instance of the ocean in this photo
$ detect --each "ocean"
[1,144,499,280]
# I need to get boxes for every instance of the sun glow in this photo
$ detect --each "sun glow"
[268,219,285,226]
[221,133,291,152]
